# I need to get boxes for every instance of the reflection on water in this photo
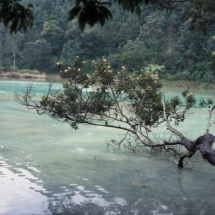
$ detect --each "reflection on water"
[1,80,215,214]
[0,156,50,214]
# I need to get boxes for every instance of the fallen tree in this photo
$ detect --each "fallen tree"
[15,56,215,168]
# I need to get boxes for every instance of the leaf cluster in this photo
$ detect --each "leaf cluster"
[0,0,34,34]
[53,57,200,129]
[188,0,215,33]
[199,98,214,108]
[3,0,211,34]
[68,0,112,32]
[114,0,143,16]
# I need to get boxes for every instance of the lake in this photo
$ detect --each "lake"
[0,79,215,215]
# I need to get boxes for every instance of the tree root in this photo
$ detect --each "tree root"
[178,150,196,168]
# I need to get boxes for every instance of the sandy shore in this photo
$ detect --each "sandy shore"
[0,72,47,80]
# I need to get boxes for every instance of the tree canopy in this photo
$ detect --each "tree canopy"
[1,0,215,82]
[0,0,34,34]
[1,0,215,34]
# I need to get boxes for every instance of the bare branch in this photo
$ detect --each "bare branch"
[204,105,215,135]
[161,100,185,140]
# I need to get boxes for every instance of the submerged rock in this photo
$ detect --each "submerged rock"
[132,181,148,188]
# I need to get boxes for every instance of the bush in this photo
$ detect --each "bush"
[191,70,213,82]
[171,71,191,81]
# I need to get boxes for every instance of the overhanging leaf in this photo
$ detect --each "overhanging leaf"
[78,11,86,32]
[68,6,81,21]
[136,5,141,17]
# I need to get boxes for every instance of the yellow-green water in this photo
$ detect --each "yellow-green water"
[0,80,215,214]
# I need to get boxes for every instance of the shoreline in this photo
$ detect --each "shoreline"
[161,80,215,89]
[0,72,214,89]
[0,72,63,81]
[0,72,47,80]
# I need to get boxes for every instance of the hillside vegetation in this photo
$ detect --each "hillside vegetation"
[0,0,215,83]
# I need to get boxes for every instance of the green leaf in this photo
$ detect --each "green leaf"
[25,9,35,20]
[10,16,19,34]
[68,6,81,21]
[22,17,28,32]
[98,13,105,26]
[76,0,82,6]
[122,0,128,10]
[98,6,112,19]
[78,11,86,32]
[27,4,34,8]
[136,5,141,17]
[16,17,22,31]
[101,1,112,6]
[130,4,135,13]
[85,7,98,26]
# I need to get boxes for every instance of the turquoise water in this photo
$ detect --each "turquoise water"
[1,80,215,214]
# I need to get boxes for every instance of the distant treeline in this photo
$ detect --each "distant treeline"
[0,0,215,82]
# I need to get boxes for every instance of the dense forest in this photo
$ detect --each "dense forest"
[0,0,215,82]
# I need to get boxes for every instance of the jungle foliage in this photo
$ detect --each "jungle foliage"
[0,0,215,82]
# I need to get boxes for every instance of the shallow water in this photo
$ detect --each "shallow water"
[0,80,215,215]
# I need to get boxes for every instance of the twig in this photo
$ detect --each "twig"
[161,100,184,140]
[204,105,215,135]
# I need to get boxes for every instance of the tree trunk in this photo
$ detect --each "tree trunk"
[178,133,215,168]
[196,133,215,165]
[0,26,5,68]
